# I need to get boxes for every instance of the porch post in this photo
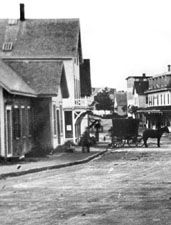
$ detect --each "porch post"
[72,110,76,143]
[0,87,5,156]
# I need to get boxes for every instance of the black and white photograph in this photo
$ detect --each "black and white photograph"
[1,0,171,224]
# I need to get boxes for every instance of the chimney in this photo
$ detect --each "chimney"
[168,65,171,72]
[142,73,146,77]
[20,3,25,21]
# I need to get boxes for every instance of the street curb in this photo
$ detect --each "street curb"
[0,149,108,179]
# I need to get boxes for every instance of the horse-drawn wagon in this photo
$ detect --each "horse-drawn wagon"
[109,118,143,147]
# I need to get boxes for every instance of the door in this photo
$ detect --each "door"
[64,111,73,138]
[5,106,13,157]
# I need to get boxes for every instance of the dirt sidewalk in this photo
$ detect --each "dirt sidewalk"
[0,146,108,179]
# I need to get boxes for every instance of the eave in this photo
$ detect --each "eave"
[145,87,171,94]
[0,82,37,98]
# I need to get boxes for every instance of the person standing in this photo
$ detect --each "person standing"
[82,127,91,153]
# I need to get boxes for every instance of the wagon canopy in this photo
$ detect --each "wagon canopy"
[111,118,140,138]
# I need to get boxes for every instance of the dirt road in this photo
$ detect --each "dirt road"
[1,145,171,224]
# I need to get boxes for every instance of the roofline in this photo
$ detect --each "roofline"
[38,93,58,97]
[145,87,171,94]
[137,106,171,114]
[9,90,37,97]
[2,57,74,61]
[12,18,80,21]
[126,76,152,80]
[0,82,37,97]
[149,73,171,78]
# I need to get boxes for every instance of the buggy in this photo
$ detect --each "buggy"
[109,118,143,148]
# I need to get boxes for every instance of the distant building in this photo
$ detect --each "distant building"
[114,91,127,116]
[126,66,171,129]
[126,73,151,109]
[139,65,171,128]
[126,73,151,131]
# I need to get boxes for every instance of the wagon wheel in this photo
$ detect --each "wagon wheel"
[135,135,144,147]
[127,137,137,147]
[116,140,125,147]
[111,137,125,148]
[118,137,126,147]
[110,137,120,148]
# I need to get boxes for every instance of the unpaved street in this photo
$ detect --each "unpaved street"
[1,145,171,224]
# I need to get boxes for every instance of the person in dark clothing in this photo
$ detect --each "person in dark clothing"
[94,120,101,142]
[82,127,91,153]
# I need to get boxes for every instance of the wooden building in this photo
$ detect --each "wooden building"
[0,4,92,157]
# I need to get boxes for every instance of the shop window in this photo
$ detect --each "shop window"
[13,105,32,139]
[13,107,21,139]
[21,107,26,137]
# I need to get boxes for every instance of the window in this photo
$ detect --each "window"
[26,106,32,136]
[148,96,151,105]
[21,107,26,137]
[154,79,156,89]
[74,78,78,99]
[149,79,152,89]
[74,78,80,99]
[13,107,20,139]
[8,19,17,25]
[157,95,159,105]
[53,105,57,135]
[168,93,170,105]
[2,42,13,51]
[74,57,78,65]
[13,105,32,139]
[161,77,164,87]
[160,94,162,105]
[152,96,155,105]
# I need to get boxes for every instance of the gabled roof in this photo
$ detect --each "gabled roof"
[0,60,36,96]
[80,59,92,97]
[133,81,149,95]
[5,60,69,98]
[0,19,82,59]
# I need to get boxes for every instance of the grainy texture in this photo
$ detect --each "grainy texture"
[1,147,171,224]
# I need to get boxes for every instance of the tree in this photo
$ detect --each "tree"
[94,88,114,111]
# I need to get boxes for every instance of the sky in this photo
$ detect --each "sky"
[1,0,171,91]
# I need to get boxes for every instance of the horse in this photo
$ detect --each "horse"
[143,126,170,147]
